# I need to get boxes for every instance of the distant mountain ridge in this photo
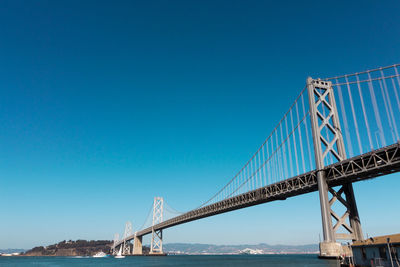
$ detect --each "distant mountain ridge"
[3,242,319,256]
[163,243,319,254]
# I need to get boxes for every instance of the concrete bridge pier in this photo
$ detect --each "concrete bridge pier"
[133,235,143,255]
[316,169,342,258]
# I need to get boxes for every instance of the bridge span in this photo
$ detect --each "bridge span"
[114,143,400,249]
[112,63,400,258]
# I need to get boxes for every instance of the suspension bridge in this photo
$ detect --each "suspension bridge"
[111,63,400,258]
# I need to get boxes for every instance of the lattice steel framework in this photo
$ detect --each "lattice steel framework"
[112,233,120,255]
[307,78,363,242]
[150,197,164,254]
[123,221,132,255]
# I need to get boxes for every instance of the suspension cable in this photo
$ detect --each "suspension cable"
[195,87,307,209]
[137,202,154,231]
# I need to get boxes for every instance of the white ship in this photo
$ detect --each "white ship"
[239,248,264,255]
[92,251,108,258]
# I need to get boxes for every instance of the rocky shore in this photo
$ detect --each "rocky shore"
[23,240,112,256]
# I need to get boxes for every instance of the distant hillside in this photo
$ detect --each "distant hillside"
[23,240,153,256]
[163,243,319,254]
[23,240,112,256]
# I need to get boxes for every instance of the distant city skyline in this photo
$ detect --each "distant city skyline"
[1,0,399,249]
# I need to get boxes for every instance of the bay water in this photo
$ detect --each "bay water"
[0,254,341,266]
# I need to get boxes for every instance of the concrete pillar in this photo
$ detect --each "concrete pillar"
[133,235,143,255]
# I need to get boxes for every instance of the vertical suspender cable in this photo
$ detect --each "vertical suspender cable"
[253,156,257,189]
[238,172,242,195]
[246,164,250,193]
[254,152,258,190]
[275,130,280,182]
[368,72,386,147]
[242,171,245,194]
[280,123,288,180]
[380,69,399,141]
[270,135,275,183]
[233,173,237,197]
[250,158,254,191]
[301,93,313,170]
[276,131,281,181]
[273,135,278,183]
[257,149,261,188]
[241,167,245,195]
[228,183,230,199]
[241,171,244,195]
[266,139,270,185]
[274,131,280,181]
[296,101,306,173]
[236,173,239,196]
[336,78,354,157]
[285,117,294,177]
[259,149,262,187]
[242,171,244,193]
[237,172,240,196]
[262,145,267,186]
[225,182,228,200]
[356,74,374,150]
[290,109,299,175]
[223,185,225,201]
[250,163,254,190]
[391,78,400,113]
[378,78,396,143]
[395,66,400,95]
[345,75,363,155]
[255,155,258,189]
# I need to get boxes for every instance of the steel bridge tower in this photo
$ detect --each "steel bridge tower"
[150,197,164,255]
[112,233,120,255]
[123,221,133,255]
[307,78,363,258]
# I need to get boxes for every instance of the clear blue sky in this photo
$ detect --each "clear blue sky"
[1,0,399,249]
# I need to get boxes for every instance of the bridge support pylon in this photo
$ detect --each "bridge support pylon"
[150,197,164,255]
[307,78,363,258]
[133,234,143,255]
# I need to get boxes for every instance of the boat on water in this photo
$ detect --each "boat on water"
[114,247,125,259]
[92,251,108,258]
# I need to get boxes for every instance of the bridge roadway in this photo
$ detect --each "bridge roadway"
[114,142,400,248]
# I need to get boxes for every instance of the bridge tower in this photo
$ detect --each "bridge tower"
[150,197,164,255]
[123,221,133,255]
[307,78,363,258]
[112,233,120,255]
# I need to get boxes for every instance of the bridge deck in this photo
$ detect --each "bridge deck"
[115,143,400,247]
